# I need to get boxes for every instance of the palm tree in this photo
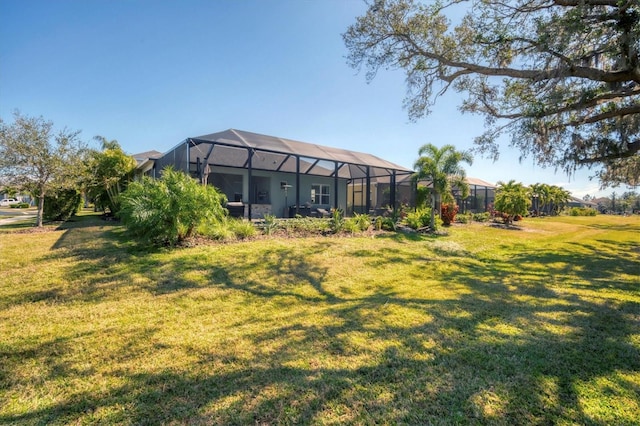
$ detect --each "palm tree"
[548,186,571,215]
[529,183,547,216]
[86,136,137,215]
[413,144,473,229]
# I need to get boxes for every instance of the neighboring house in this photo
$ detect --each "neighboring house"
[592,197,611,213]
[138,129,414,219]
[453,177,497,213]
[567,196,598,209]
[416,176,497,214]
[133,150,163,177]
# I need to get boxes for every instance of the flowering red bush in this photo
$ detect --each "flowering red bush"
[441,203,459,225]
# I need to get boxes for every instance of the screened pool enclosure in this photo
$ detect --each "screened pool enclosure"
[146,129,414,219]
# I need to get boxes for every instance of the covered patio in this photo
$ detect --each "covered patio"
[149,129,414,219]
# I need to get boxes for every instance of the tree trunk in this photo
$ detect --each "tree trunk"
[430,192,436,229]
[36,193,45,227]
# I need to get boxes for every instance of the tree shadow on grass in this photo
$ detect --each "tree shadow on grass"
[413,239,640,423]
[586,222,640,232]
[488,222,525,231]
[2,281,637,424]
[495,239,639,292]
[18,232,338,306]
[377,229,449,242]
[0,219,162,309]
[2,224,639,424]
[147,241,337,302]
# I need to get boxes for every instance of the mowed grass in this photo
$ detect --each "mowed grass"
[0,214,638,425]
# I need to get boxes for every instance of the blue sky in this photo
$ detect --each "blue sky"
[0,0,628,198]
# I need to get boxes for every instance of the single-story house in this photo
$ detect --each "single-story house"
[133,150,163,175]
[138,129,414,219]
[567,196,598,209]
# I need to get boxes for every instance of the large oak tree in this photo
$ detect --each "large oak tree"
[344,0,640,186]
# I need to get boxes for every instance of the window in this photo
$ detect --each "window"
[311,184,330,205]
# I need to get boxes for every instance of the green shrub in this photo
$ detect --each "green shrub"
[279,217,330,235]
[569,207,597,216]
[229,219,257,239]
[456,213,471,224]
[344,217,361,234]
[341,213,371,234]
[120,168,228,246]
[404,213,422,230]
[43,189,82,221]
[198,217,256,241]
[352,212,371,231]
[404,208,431,230]
[329,208,344,233]
[373,216,395,231]
[494,180,531,224]
[261,214,279,235]
[200,219,236,241]
[10,202,30,209]
[472,212,491,222]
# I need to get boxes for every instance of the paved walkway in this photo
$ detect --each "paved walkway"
[0,209,37,225]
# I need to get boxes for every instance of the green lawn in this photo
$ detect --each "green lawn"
[1,214,638,425]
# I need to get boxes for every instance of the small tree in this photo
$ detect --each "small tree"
[119,168,228,245]
[0,112,86,227]
[494,180,531,225]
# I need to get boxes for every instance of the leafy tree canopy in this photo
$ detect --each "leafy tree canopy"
[344,0,640,187]
[0,112,86,226]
